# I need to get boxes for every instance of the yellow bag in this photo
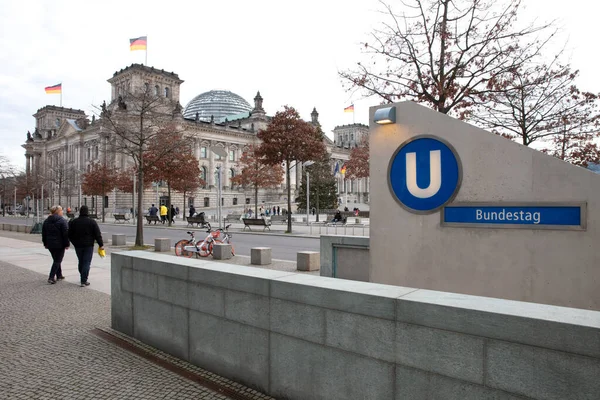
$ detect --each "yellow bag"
[98,248,106,258]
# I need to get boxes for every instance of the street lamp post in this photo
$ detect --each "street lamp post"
[304,161,314,226]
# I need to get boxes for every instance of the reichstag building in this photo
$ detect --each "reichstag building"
[22,64,369,214]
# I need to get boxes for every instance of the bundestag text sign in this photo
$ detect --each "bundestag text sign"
[388,134,586,230]
[442,203,586,230]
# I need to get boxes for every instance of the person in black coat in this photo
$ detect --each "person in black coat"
[68,205,104,287]
[42,205,69,284]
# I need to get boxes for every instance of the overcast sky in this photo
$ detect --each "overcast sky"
[1,0,597,169]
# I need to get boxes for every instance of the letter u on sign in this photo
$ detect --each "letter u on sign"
[388,136,462,213]
[406,150,441,198]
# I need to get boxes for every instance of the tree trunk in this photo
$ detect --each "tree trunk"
[254,185,258,218]
[135,166,144,247]
[101,186,106,223]
[167,182,172,227]
[183,190,187,223]
[286,161,292,233]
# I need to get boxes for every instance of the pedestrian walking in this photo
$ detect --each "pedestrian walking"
[272,206,276,215]
[277,206,280,215]
[68,205,104,287]
[42,205,69,284]
[160,204,167,224]
[170,205,176,224]
[175,206,180,219]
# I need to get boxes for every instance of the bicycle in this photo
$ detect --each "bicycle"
[174,223,234,258]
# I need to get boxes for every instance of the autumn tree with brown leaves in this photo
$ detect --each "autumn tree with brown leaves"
[341,0,553,116]
[257,106,326,233]
[99,86,188,246]
[231,144,284,217]
[345,137,370,180]
[145,131,203,226]
[81,163,118,222]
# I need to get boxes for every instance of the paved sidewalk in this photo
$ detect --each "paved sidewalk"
[0,234,112,294]
[0,260,273,399]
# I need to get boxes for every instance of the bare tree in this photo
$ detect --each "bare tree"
[46,163,78,207]
[467,56,600,154]
[0,155,18,216]
[99,88,188,246]
[341,0,554,115]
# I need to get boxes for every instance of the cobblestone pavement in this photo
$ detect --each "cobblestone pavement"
[0,261,273,400]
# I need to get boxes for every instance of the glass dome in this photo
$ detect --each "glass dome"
[183,90,252,121]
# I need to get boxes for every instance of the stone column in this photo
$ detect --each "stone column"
[208,145,215,188]
[223,144,229,188]
[26,155,31,176]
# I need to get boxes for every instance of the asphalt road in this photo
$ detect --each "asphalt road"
[0,216,319,261]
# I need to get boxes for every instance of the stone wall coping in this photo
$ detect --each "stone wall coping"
[116,251,600,329]
[400,289,600,328]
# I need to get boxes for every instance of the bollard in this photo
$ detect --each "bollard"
[212,243,232,260]
[112,234,126,246]
[297,251,320,271]
[154,238,171,252]
[251,247,272,265]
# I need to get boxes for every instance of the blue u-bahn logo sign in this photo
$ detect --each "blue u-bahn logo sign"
[388,135,462,214]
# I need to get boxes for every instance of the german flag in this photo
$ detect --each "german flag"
[340,164,347,175]
[130,36,147,51]
[344,104,354,113]
[45,83,62,94]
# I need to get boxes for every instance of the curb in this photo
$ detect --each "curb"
[97,221,323,239]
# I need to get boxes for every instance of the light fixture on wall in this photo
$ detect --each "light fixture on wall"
[374,106,396,125]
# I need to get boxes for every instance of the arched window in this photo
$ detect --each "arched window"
[154,85,159,96]
[164,87,170,98]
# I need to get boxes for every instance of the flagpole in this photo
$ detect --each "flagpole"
[145,34,148,65]
[60,85,62,107]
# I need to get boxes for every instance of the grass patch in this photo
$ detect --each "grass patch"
[128,245,152,251]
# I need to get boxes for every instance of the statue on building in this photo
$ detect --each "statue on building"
[173,102,182,114]
[210,115,214,124]
[195,112,199,122]
[26,131,33,142]
[33,128,42,139]
[117,95,127,110]
[91,115,96,125]
[100,100,110,118]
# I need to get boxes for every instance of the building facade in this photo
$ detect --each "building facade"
[22,64,368,214]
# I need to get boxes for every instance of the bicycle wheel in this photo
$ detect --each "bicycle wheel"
[174,240,193,258]
[198,240,214,257]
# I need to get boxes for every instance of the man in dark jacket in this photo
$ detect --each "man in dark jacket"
[42,205,70,284]
[68,205,104,287]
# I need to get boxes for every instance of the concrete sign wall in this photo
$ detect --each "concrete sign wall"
[370,101,600,310]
